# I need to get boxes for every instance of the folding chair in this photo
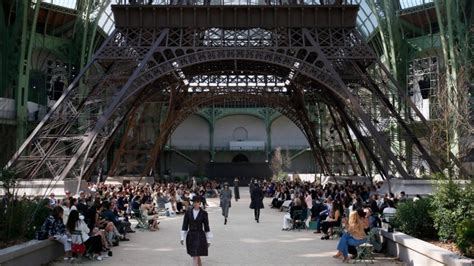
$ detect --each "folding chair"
[70,230,93,261]
[132,209,149,230]
[281,200,292,212]
[331,225,344,240]
[354,243,375,264]
[292,209,308,231]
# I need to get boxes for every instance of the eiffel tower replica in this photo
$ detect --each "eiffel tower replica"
[7,0,448,182]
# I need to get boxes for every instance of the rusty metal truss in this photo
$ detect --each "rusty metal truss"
[6,3,449,182]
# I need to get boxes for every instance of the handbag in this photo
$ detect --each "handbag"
[71,230,86,254]
[72,243,86,254]
[36,230,48,240]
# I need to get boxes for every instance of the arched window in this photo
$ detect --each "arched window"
[233,127,248,141]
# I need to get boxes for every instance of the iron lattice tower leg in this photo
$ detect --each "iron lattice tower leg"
[6,4,447,182]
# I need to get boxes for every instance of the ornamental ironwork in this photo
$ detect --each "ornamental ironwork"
[6,2,450,182]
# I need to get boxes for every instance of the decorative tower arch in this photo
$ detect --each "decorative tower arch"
[6,2,450,182]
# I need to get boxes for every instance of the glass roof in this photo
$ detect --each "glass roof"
[354,0,378,38]
[42,0,115,35]
[399,0,433,10]
[43,0,382,39]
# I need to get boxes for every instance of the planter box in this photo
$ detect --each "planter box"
[382,230,473,266]
[0,239,63,266]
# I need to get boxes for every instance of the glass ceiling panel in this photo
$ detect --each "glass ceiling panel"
[42,0,78,9]
[354,0,379,38]
[44,0,378,39]
[399,0,433,10]
[42,0,115,35]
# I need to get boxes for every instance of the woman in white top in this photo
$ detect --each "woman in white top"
[67,210,104,260]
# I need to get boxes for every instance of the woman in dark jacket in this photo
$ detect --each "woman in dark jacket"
[219,183,232,225]
[181,196,213,266]
[250,180,264,223]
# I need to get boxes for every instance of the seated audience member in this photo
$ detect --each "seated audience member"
[266,182,276,197]
[85,199,100,230]
[140,201,160,231]
[333,208,369,262]
[313,197,331,234]
[413,194,421,202]
[320,200,343,239]
[382,200,396,222]
[61,198,73,225]
[76,197,88,215]
[271,188,286,208]
[156,192,168,210]
[131,195,142,211]
[281,198,304,230]
[368,194,380,214]
[102,201,132,237]
[382,200,397,232]
[48,193,57,208]
[305,190,313,209]
[67,210,104,260]
[199,190,208,209]
[367,208,381,229]
[398,191,407,202]
[40,206,72,260]
[117,191,128,212]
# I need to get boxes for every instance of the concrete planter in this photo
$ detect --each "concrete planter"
[0,239,64,266]
[382,230,473,266]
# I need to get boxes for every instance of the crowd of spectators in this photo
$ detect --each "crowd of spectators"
[2,176,418,263]
[263,178,414,262]
[37,177,221,261]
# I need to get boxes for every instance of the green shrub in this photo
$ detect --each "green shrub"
[430,179,464,241]
[0,198,51,245]
[456,218,474,257]
[392,197,437,239]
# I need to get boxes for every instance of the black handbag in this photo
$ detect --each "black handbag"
[36,230,48,240]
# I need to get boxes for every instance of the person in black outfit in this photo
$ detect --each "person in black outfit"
[250,180,264,223]
[234,177,240,202]
[181,196,212,266]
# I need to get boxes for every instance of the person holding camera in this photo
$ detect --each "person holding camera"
[180,196,213,266]
[333,208,369,262]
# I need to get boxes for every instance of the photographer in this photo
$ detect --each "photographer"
[332,208,369,263]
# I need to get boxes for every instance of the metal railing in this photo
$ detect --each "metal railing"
[115,0,357,6]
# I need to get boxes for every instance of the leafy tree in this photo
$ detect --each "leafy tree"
[270,147,283,180]
[282,148,292,172]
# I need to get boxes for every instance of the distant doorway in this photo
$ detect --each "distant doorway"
[232,154,249,163]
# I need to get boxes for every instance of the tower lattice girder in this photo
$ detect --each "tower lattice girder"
[7,3,446,181]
